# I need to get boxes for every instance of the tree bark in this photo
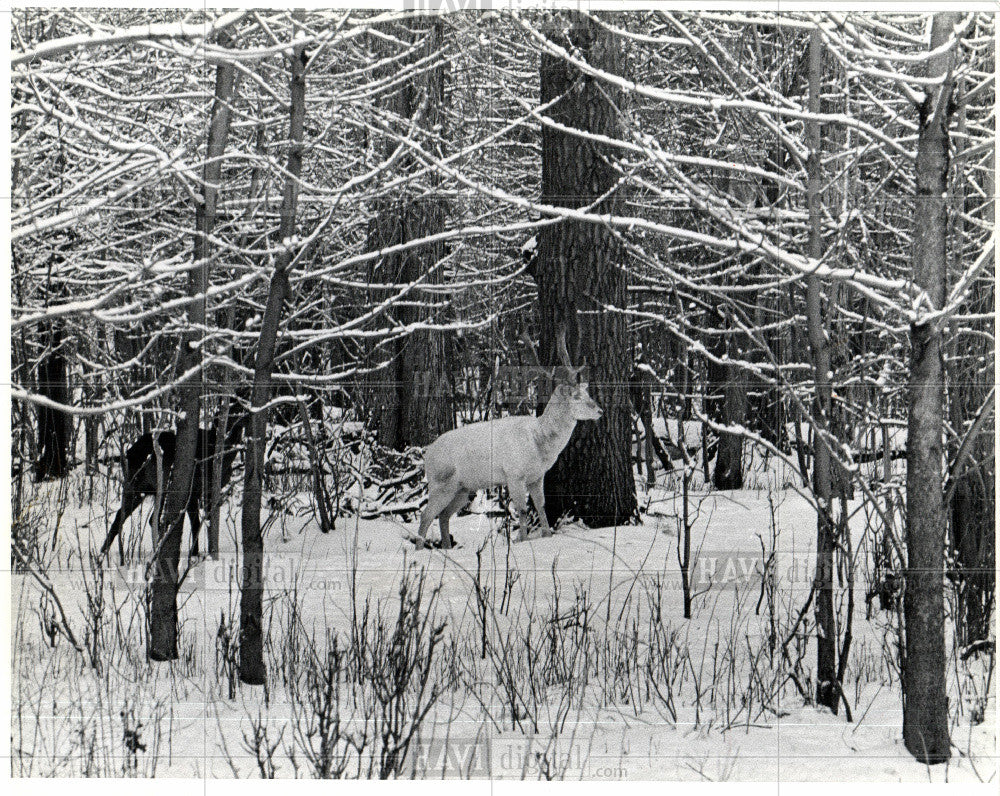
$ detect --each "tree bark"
[704,303,745,491]
[148,40,237,662]
[902,11,959,765]
[806,28,838,713]
[240,24,306,685]
[34,324,71,481]
[713,356,746,491]
[538,11,637,529]
[209,119,259,560]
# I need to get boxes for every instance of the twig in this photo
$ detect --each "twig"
[12,540,88,663]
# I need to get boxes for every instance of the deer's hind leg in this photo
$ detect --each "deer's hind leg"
[187,500,201,561]
[437,490,470,550]
[101,487,142,563]
[417,478,460,550]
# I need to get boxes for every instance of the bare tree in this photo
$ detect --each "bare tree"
[365,17,454,451]
[147,36,238,661]
[240,13,307,685]
[902,11,961,765]
[806,27,838,713]
[536,11,638,530]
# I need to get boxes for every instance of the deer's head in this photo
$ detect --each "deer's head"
[553,330,602,421]
[552,379,602,420]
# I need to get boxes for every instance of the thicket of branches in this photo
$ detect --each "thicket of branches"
[10,8,995,765]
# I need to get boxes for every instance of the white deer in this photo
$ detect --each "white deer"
[414,329,602,549]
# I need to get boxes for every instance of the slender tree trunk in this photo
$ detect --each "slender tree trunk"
[148,44,237,662]
[806,28,838,712]
[209,304,239,560]
[538,11,637,529]
[240,27,306,685]
[208,118,258,560]
[902,11,959,765]
[208,392,232,559]
[297,397,334,534]
[678,354,694,619]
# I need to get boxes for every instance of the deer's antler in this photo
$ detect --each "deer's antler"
[555,325,585,383]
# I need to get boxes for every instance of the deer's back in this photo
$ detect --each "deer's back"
[124,429,222,489]
[424,415,543,490]
[125,431,177,477]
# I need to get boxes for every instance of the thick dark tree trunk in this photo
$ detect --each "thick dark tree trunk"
[366,19,453,451]
[148,43,237,662]
[713,359,746,491]
[34,325,71,481]
[368,201,452,450]
[704,303,745,491]
[902,11,958,765]
[747,342,784,450]
[806,28,839,713]
[537,12,637,529]
[240,26,306,686]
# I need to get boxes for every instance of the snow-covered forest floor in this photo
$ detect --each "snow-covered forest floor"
[11,449,995,781]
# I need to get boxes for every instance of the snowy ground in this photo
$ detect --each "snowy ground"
[11,458,996,781]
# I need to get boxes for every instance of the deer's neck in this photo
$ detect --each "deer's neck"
[535,393,577,461]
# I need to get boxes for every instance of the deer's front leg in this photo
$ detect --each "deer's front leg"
[527,479,551,537]
[508,480,530,542]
